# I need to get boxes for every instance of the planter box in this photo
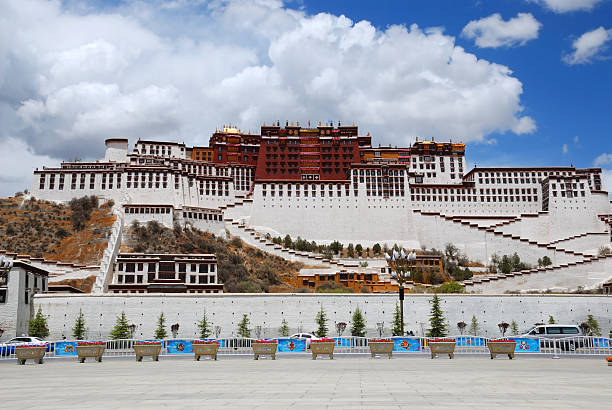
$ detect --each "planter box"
[252,342,277,360]
[133,344,162,361]
[193,343,219,361]
[369,342,394,359]
[487,341,517,360]
[15,346,46,365]
[428,342,456,359]
[76,345,105,363]
[310,342,335,360]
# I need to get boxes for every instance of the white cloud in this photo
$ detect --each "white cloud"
[594,152,612,166]
[562,143,569,154]
[528,0,604,13]
[563,26,612,64]
[461,13,541,48]
[0,0,537,196]
[573,135,579,143]
[593,153,612,197]
[601,169,612,196]
[0,138,60,196]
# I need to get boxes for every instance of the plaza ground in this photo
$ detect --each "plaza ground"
[1,355,610,409]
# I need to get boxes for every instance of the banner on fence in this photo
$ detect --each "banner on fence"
[392,338,420,352]
[166,340,193,354]
[513,338,540,352]
[277,338,307,352]
[333,337,354,347]
[55,341,78,356]
[456,336,487,347]
[593,338,611,348]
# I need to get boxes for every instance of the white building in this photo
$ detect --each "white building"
[0,260,49,341]
[28,131,612,292]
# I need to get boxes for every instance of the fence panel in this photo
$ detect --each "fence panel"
[2,336,610,361]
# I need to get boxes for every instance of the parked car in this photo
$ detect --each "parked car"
[520,324,584,351]
[289,333,320,348]
[0,336,47,356]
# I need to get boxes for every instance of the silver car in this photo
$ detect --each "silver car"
[521,324,584,351]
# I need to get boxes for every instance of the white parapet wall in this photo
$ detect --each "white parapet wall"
[33,293,612,340]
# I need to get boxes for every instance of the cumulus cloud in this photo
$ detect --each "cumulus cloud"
[0,138,60,195]
[562,143,569,154]
[461,13,541,48]
[563,26,612,64]
[593,153,612,196]
[594,153,612,166]
[528,0,605,13]
[0,0,537,196]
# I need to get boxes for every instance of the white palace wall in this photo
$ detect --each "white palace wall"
[33,293,612,340]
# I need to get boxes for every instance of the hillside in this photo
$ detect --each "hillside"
[124,221,304,293]
[0,196,115,265]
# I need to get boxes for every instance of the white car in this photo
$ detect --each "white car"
[0,337,47,356]
[289,333,321,348]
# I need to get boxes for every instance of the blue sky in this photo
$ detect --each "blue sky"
[304,0,612,169]
[0,0,611,196]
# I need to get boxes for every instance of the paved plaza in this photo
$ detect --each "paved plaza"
[1,355,611,409]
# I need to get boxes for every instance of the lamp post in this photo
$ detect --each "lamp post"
[386,249,416,335]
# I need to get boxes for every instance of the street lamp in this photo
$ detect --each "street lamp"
[386,249,416,335]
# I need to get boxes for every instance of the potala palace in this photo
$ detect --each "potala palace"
[25,123,612,294]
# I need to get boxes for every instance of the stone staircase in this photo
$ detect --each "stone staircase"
[92,207,123,293]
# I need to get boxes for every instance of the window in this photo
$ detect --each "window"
[546,327,562,335]
[0,289,6,303]
[561,327,579,334]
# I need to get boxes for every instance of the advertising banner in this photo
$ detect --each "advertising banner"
[456,336,487,347]
[513,338,540,352]
[332,337,354,347]
[392,337,420,352]
[166,340,193,354]
[593,338,611,348]
[277,338,307,352]
[54,341,78,356]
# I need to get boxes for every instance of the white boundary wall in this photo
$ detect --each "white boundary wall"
[33,294,612,341]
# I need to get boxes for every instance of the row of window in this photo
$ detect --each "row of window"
[412,195,540,203]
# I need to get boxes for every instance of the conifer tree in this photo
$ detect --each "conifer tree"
[548,315,556,324]
[197,311,212,339]
[468,315,480,336]
[510,320,519,335]
[314,306,328,337]
[110,312,131,340]
[426,294,447,338]
[72,309,86,340]
[237,314,251,338]
[154,313,168,339]
[279,319,290,337]
[350,307,367,337]
[586,314,601,336]
[29,307,49,339]
[391,303,403,336]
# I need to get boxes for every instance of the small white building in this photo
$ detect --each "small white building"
[108,253,222,294]
[0,260,49,341]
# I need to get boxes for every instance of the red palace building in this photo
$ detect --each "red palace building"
[256,121,371,181]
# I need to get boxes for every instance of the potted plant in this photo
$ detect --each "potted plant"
[487,339,517,359]
[428,338,456,359]
[193,340,219,361]
[252,340,278,360]
[76,341,105,363]
[15,344,47,365]
[368,339,394,359]
[310,338,335,360]
[133,341,162,361]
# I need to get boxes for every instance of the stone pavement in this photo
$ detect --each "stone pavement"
[1,355,610,409]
